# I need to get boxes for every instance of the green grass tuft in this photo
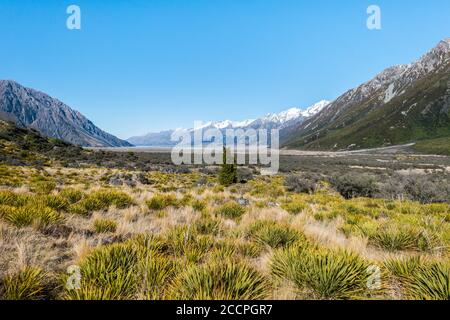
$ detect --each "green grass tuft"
[247,220,302,249]
[93,218,118,233]
[1,267,47,300]
[146,194,179,211]
[214,202,246,219]
[168,260,271,300]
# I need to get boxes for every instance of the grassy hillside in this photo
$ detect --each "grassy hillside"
[0,120,85,166]
[283,64,450,153]
[413,137,450,155]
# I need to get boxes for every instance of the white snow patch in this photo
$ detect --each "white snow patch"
[384,83,397,103]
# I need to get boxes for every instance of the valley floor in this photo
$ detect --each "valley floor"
[0,152,449,300]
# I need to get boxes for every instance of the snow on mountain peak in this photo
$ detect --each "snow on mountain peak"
[301,100,331,117]
[262,100,330,124]
[198,100,330,131]
[129,100,330,145]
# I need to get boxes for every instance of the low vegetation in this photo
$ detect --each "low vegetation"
[0,128,449,300]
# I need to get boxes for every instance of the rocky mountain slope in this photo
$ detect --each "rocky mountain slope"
[0,80,131,147]
[282,39,450,152]
[127,100,329,146]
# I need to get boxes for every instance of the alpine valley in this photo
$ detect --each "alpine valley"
[281,38,450,154]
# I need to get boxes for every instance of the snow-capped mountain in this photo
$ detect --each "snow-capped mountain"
[260,100,330,124]
[282,38,450,150]
[127,100,329,146]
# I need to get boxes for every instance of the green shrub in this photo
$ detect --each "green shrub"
[284,174,318,194]
[93,218,118,233]
[330,173,378,199]
[209,241,237,260]
[214,202,246,219]
[1,267,47,300]
[168,260,271,299]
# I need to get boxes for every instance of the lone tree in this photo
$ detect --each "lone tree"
[218,147,237,186]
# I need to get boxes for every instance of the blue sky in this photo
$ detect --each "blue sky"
[1,0,450,138]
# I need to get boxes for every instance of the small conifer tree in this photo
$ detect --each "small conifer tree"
[218,147,237,186]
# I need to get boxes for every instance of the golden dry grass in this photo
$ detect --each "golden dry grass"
[0,165,448,300]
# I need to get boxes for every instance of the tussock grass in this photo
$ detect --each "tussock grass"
[165,226,213,263]
[59,188,84,204]
[3,204,61,228]
[138,252,179,300]
[93,218,118,233]
[168,260,271,300]
[246,220,303,249]
[236,241,263,258]
[385,257,449,300]
[146,194,179,211]
[65,236,181,300]
[209,241,238,260]
[193,216,222,236]
[30,179,56,194]
[403,262,449,300]
[39,195,69,211]
[1,267,47,300]
[271,246,375,299]
[282,201,307,215]
[384,256,424,278]
[191,199,207,212]
[70,190,133,216]
[214,202,246,219]
[0,190,29,207]
[1,166,449,300]
[65,242,139,300]
[369,226,438,252]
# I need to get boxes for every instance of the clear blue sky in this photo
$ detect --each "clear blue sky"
[1,0,449,138]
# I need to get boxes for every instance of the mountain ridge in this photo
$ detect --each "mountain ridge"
[281,38,450,152]
[0,80,132,147]
[127,100,330,146]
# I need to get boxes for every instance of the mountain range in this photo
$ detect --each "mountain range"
[0,80,131,147]
[127,100,330,146]
[1,39,449,153]
[281,38,450,151]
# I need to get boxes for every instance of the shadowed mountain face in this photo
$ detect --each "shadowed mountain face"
[282,39,450,151]
[0,80,131,147]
